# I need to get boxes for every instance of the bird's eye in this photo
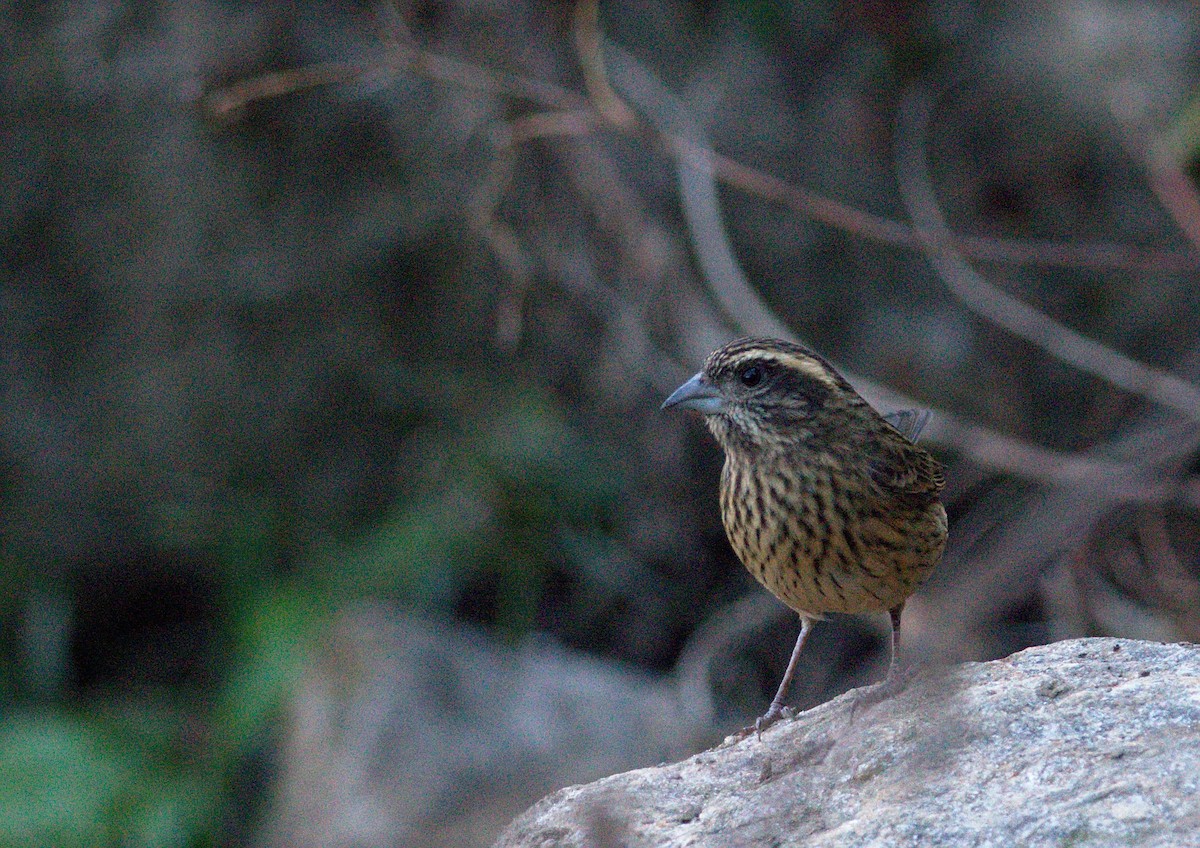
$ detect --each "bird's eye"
[739,364,764,388]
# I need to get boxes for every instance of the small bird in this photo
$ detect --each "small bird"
[663,337,947,733]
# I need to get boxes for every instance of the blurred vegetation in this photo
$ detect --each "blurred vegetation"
[4,0,1200,845]
[0,372,631,844]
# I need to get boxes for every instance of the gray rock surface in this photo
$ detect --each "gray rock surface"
[256,608,695,848]
[494,638,1200,847]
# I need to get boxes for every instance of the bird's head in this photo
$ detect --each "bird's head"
[662,337,866,455]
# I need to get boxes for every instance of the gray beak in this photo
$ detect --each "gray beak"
[662,372,723,414]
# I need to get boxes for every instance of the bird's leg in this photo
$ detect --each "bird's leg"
[849,603,914,719]
[765,616,813,720]
[883,602,918,690]
[737,616,813,739]
[886,604,903,677]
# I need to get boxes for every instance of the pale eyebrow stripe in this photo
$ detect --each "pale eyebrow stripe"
[725,350,838,388]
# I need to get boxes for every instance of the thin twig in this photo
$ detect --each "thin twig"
[592,40,1198,500]
[200,34,1200,275]
[199,16,1200,500]
[470,110,597,348]
[920,338,1200,662]
[601,43,788,344]
[202,64,368,123]
[895,86,1200,423]
[574,0,639,130]
[700,142,1199,274]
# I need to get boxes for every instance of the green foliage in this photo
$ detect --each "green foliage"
[212,584,318,767]
[315,383,626,636]
[0,710,138,847]
[0,581,318,848]
[0,377,627,846]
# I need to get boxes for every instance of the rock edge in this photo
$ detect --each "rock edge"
[494,638,1200,848]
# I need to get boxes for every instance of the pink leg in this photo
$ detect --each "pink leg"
[752,616,813,736]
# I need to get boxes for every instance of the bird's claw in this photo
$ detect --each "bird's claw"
[729,703,790,742]
[848,664,916,721]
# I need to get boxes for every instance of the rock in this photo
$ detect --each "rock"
[255,600,890,848]
[256,608,694,848]
[493,638,1200,848]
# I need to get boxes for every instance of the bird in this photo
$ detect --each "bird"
[662,337,947,734]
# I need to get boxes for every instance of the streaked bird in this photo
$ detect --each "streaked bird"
[664,337,947,733]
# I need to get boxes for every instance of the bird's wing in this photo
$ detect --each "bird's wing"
[867,434,945,498]
[882,408,932,441]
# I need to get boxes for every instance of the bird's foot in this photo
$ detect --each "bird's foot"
[731,703,798,742]
[847,664,916,721]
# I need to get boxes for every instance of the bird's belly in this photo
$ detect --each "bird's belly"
[722,480,946,617]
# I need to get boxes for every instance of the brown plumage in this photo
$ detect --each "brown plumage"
[663,337,947,732]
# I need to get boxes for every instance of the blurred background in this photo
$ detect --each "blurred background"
[5,0,1200,845]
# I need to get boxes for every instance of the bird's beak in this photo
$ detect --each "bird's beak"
[662,372,723,414]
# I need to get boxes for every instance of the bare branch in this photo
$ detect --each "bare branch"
[594,47,1200,501]
[573,0,639,131]
[895,86,1200,423]
[469,110,597,348]
[202,64,367,124]
[199,22,1200,501]
[201,32,1200,276]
